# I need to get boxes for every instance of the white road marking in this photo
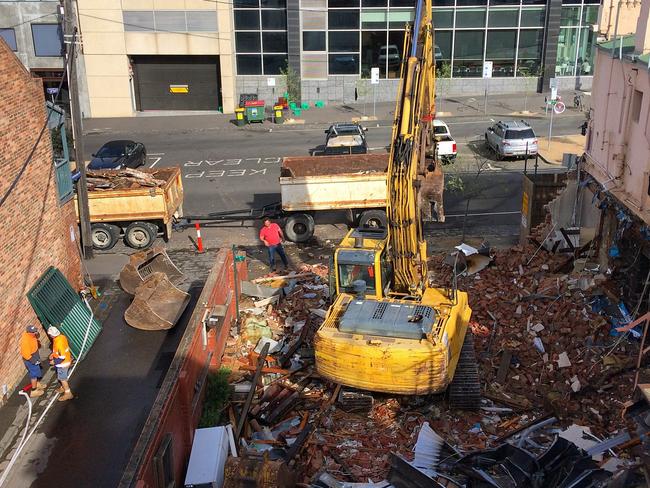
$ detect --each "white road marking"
[149,155,163,168]
[444,211,520,218]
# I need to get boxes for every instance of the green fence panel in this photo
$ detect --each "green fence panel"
[27,267,102,360]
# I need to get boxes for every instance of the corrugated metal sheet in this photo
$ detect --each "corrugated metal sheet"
[27,267,102,359]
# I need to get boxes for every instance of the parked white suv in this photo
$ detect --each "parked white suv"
[485,120,538,160]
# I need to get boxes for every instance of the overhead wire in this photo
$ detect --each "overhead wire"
[2,12,60,31]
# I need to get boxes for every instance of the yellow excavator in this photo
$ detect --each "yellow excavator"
[314,0,478,408]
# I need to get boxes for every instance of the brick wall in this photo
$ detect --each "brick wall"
[0,40,82,399]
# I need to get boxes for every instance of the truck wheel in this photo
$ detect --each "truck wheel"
[124,221,156,249]
[358,210,387,230]
[284,214,315,243]
[91,223,120,250]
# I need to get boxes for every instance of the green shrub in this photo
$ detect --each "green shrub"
[199,368,232,428]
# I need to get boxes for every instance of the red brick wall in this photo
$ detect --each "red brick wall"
[0,41,82,399]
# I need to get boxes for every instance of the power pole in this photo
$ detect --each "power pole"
[62,0,93,259]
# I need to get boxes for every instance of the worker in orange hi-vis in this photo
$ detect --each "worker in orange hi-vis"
[47,326,74,402]
[20,325,46,398]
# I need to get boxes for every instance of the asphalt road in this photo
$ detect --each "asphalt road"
[85,112,582,222]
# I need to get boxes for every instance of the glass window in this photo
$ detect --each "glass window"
[363,0,387,6]
[303,31,326,51]
[123,11,155,31]
[488,7,518,27]
[560,7,580,26]
[556,27,578,76]
[236,31,261,52]
[234,10,260,29]
[261,0,286,6]
[362,31,388,77]
[435,30,452,60]
[456,8,486,28]
[262,10,286,29]
[361,9,388,29]
[263,54,287,73]
[338,264,376,294]
[329,9,360,29]
[487,30,515,58]
[517,29,543,61]
[388,30,406,78]
[388,8,415,29]
[582,5,598,25]
[522,0,545,4]
[390,0,415,6]
[576,27,595,74]
[505,128,535,139]
[263,32,287,52]
[520,7,545,27]
[329,53,359,74]
[456,0,487,6]
[31,24,63,57]
[489,0,519,4]
[237,54,262,74]
[432,8,453,28]
[329,0,358,5]
[0,28,17,51]
[454,29,483,58]
[433,0,454,5]
[234,0,258,6]
[329,31,359,51]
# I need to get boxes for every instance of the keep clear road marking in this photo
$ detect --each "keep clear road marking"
[148,153,165,168]
[182,157,282,179]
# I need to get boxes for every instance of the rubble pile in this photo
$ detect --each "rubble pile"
[431,241,639,437]
[86,168,167,190]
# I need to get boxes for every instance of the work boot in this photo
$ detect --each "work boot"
[36,381,46,390]
[58,391,74,402]
[30,389,44,398]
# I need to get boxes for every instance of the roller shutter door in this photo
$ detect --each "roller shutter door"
[132,55,221,111]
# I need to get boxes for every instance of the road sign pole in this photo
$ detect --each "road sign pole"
[373,84,376,118]
[484,78,489,115]
[548,102,554,151]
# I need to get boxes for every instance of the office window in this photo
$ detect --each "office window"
[329,31,359,51]
[576,27,595,74]
[390,0,415,6]
[453,29,483,77]
[435,30,452,61]
[261,0,286,6]
[489,0,519,5]
[263,32,287,52]
[432,9,453,29]
[560,7,580,27]
[582,5,598,24]
[234,10,260,29]
[388,9,414,29]
[433,0,455,6]
[520,7,545,27]
[303,31,326,51]
[387,30,405,78]
[556,27,578,76]
[521,0,545,4]
[0,28,17,51]
[456,0,487,6]
[361,9,388,29]
[363,0,387,6]
[487,29,516,76]
[31,24,63,57]
[517,29,543,76]
[329,53,359,74]
[362,30,387,77]
[235,0,258,6]
[456,8,486,28]
[263,54,287,73]
[237,54,262,74]
[329,0,359,6]
[329,9,360,29]
[236,32,261,52]
[488,8,518,28]
[262,10,287,29]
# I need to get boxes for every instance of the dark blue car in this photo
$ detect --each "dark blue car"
[88,140,147,170]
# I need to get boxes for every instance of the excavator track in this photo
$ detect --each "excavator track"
[448,333,481,410]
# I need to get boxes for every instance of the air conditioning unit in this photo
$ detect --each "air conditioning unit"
[184,427,230,488]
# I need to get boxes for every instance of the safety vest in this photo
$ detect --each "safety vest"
[52,335,72,368]
[20,333,38,361]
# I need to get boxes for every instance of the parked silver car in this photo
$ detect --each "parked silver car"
[485,120,538,160]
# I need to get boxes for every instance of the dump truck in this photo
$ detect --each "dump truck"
[279,154,389,242]
[76,167,184,251]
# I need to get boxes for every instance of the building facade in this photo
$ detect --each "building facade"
[0,39,82,401]
[0,1,67,101]
[598,0,641,41]
[1,0,603,116]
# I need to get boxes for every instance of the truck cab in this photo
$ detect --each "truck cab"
[331,227,393,300]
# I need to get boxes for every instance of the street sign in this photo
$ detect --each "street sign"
[482,61,493,79]
[553,101,566,114]
[549,77,558,90]
[46,87,59,95]
[370,67,380,85]
[550,87,558,101]
[267,77,276,87]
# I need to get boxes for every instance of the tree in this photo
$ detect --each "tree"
[280,62,301,104]
[435,62,452,113]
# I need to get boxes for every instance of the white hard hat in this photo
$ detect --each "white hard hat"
[47,326,60,337]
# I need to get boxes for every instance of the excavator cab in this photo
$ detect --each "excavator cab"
[331,228,393,300]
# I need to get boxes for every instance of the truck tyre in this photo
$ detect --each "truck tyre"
[124,221,156,249]
[358,209,387,230]
[91,223,120,250]
[284,214,315,243]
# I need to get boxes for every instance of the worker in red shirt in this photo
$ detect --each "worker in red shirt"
[20,325,46,398]
[259,217,289,272]
[47,326,74,402]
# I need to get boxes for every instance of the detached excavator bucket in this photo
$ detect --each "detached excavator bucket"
[124,272,190,331]
[120,246,185,295]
